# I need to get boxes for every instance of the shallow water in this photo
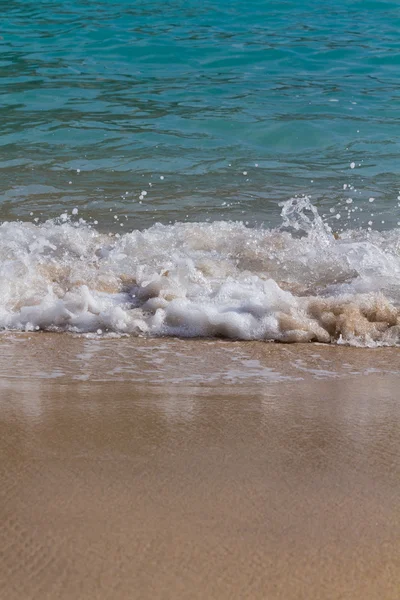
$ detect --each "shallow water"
[2,0,400,228]
[1,1,400,343]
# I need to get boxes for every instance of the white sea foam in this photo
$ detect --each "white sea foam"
[0,198,399,346]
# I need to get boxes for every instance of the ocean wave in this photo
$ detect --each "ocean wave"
[0,198,399,346]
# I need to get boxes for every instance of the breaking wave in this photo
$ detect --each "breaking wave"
[1,197,400,346]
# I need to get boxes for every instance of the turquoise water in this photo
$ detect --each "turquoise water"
[2,0,400,228]
[1,0,400,344]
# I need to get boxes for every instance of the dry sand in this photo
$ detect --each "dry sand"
[0,334,400,599]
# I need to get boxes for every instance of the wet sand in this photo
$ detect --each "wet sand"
[1,334,400,599]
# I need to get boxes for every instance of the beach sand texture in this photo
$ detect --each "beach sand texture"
[0,335,399,599]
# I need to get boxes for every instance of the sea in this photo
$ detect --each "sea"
[1,0,400,345]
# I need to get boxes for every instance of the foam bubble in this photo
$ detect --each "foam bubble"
[0,198,399,345]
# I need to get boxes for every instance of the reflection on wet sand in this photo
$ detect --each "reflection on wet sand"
[0,335,400,599]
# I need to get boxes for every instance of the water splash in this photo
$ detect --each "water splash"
[0,202,398,345]
[279,196,333,246]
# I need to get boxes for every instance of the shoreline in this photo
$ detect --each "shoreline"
[0,332,399,382]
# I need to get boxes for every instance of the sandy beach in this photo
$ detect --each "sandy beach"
[4,0,400,597]
[0,334,399,599]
